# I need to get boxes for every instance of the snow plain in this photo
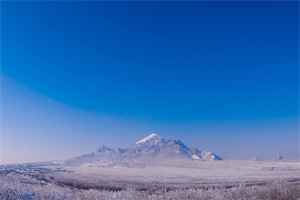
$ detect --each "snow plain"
[47,160,300,190]
[1,159,300,199]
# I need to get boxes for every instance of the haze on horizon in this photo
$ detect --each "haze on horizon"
[1,1,299,165]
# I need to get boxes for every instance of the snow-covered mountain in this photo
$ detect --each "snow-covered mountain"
[66,133,222,165]
[272,154,285,161]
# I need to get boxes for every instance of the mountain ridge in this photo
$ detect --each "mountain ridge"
[66,133,222,166]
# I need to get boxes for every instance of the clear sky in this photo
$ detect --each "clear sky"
[1,1,299,164]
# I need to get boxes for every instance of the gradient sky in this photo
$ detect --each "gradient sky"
[1,1,299,164]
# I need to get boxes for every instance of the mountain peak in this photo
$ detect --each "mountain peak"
[135,133,162,145]
[272,154,284,161]
[66,134,222,166]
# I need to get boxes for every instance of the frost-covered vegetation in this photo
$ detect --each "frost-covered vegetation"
[1,174,300,200]
[1,160,299,199]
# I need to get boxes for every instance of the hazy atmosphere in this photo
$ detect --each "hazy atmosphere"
[1,1,299,164]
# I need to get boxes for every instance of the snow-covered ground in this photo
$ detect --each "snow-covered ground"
[45,160,300,190]
[1,159,299,199]
[1,160,300,200]
[1,174,300,200]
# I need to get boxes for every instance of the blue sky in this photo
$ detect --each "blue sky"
[1,1,299,164]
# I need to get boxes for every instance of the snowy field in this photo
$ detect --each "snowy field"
[50,160,300,190]
[1,160,300,199]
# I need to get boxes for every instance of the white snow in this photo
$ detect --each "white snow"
[60,160,300,188]
[135,133,161,144]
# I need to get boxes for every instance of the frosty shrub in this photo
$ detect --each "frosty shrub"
[1,175,300,200]
[0,175,35,200]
